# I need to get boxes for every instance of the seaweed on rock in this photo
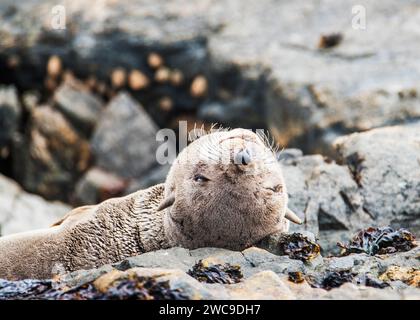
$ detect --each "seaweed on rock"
[187,260,243,284]
[338,227,417,256]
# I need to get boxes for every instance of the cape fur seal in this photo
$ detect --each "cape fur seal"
[0,128,302,280]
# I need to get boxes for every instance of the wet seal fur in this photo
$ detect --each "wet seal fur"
[0,129,301,280]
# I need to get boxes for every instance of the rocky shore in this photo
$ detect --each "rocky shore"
[0,0,419,299]
[0,232,418,300]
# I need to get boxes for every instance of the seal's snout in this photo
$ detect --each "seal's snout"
[234,148,252,165]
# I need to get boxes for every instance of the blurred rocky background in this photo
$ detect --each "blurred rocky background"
[0,0,419,292]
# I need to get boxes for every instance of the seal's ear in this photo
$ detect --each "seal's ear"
[157,194,175,211]
[285,208,303,225]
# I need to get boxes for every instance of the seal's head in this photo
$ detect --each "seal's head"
[158,128,301,250]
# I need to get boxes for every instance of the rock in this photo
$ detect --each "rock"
[128,70,149,90]
[12,105,91,202]
[100,267,223,299]
[0,86,20,147]
[110,68,126,89]
[280,122,420,254]
[282,155,368,254]
[241,247,305,277]
[334,123,420,235]
[226,271,295,300]
[308,246,420,291]
[0,174,70,236]
[2,1,420,151]
[379,266,420,288]
[348,246,420,281]
[190,248,246,269]
[54,81,103,135]
[321,282,419,300]
[115,246,305,280]
[325,255,367,273]
[21,90,40,113]
[0,240,420,299]
[68,267,224,300]
[197,98,265,128]
[124,163,170,194]
[58,265,115,289]
[46,55,62,78]
[91,268,192,299]
[277,148,303,162]
[73,167,127,205]
[1,243,419,299]
[114,247,196,273]
[91,92,159,179]
[190,75,208,97]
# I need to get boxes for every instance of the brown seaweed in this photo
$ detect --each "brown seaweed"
[0,275,188,300]
[338,226,417,256]
[187,260,243,284]
[321,271,353,290]
[277,233,321,262]
[288,271,305,284]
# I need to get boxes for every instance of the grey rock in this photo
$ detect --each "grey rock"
[278,148,303,163]
[317,230,351,256]
[54,81,103,135]
[59,264,114,289]
[281,122,420,253]
[124,163,170,194]
[225,271,296,300]
[91,92,159,179]
[0,86,20,147]
[87,246,305,283]
[1,243,418,299]
[156,269,226,299]
[114,247,196,272]
[73,167,127,205]
[0,174,71,236]
[189,247,246,267]
[5,0,420,148]
[325,255,368,273]
[321,283,419,300]
[197,97,265,128]
[282,155,368,253]
[334,123,420,236]
[21,91,40,113]
[349,246,420,278]
[12,105,91,202]
[54,245,420,299]
[241,247,305,277]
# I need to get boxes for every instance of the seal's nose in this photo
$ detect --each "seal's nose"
[234,148,252,165]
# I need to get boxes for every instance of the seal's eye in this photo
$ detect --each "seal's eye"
[193,174,210,182]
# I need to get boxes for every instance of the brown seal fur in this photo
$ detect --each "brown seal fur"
[0,128,301,280]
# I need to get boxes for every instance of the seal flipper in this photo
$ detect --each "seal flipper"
[51,205,95,227]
